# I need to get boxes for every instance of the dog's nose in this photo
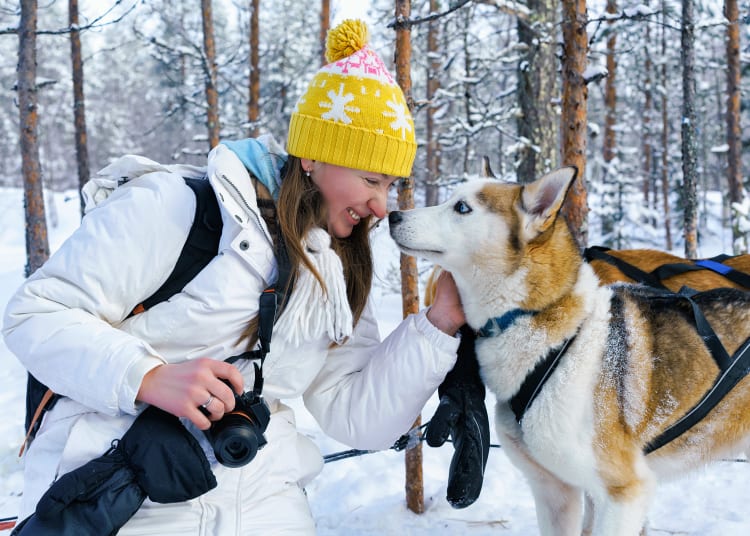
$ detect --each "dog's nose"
[388,211,402,225]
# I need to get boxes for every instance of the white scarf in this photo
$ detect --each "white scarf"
[273,228,353,346]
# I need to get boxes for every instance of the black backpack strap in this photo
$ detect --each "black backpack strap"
[22,176,223,449]
[139,177,223,311]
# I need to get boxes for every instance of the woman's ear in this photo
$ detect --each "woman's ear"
[300,158,314,173]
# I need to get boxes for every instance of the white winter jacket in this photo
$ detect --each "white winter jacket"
[2,144,459,533]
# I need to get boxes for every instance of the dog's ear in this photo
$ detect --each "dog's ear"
[521,167,577,234]
[481,156,495,178]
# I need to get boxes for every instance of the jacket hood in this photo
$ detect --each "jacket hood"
[220,135,287,201]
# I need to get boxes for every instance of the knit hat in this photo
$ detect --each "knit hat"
[287,19,416,178]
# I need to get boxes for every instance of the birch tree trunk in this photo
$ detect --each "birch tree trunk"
[18,0,49,277]
[424,0,441,207]
[248,0,260,137]
[394,0,423,515]
[69,0,89,218]
[725,0,745,253]
[560,0,589,247]
[681,0,698,258]
[201,0,220,150]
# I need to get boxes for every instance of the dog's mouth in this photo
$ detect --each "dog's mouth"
[394,242,444,257]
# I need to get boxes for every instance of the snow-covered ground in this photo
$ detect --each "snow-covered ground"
[1,186,748,535]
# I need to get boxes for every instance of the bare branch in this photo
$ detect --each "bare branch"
[0,0,138,36]
[387,0,474,29]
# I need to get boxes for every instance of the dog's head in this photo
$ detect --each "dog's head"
[389,167,579,313]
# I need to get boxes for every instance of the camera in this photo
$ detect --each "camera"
[204,384,271,468]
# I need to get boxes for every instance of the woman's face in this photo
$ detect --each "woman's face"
[301,159,398,238]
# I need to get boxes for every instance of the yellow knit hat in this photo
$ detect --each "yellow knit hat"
[287,19,416,178]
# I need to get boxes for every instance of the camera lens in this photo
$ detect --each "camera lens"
[211,416,261,468]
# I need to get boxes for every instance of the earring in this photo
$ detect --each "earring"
[304,169,311,178]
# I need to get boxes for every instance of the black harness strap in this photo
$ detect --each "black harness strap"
[645,335,750,454]
[584,246,750,291]
[583,246,669,290]
[630,287,748,453]
[475,308,578,424]
[509,335,577,423]
[675,287,732,370]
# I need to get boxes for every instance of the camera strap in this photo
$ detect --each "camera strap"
[223,173,294,398]
[252,288,278,395]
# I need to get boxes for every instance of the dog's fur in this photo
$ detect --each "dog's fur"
[390,168,750,536]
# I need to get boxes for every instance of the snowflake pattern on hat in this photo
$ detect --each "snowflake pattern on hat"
[383,99,412,140]
[320,84,359,124]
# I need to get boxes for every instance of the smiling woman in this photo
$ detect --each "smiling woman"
[2,18,466,536]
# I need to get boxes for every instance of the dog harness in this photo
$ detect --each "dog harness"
[583,246,750,290]
[583,246,750,453]
[639,287,750,454]
[476,290,750,454]
[476,308,577,424]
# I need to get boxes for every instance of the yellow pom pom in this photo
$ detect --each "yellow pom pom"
[325,19,370,63]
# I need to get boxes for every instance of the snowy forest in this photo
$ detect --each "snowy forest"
[0,0,748,530]
[0,0,748,263]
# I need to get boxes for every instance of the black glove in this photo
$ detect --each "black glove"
[13,406,217,536]
[426,325,490,509]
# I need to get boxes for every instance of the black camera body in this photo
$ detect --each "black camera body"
[204,387,271,468]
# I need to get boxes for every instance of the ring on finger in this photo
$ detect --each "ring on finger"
[200,395,214,409]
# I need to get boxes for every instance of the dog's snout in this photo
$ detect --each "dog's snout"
[388,211,403,226]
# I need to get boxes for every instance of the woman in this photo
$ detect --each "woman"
[3,19,464,534]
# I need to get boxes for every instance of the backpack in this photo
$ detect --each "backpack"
[21,175,289,453]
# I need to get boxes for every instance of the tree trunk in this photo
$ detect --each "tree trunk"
[601,0,617,241]
[642,14,653,213]
[725,0,745,253]
[320,0,330,65]
[248,0,260,137]
[69,0,89,218]
[461,9,472,175]
[394,0,423,515]
[660,0,673,250]
[681,0,698,258]
[18,0,49,278]
[201,0,220,150]
[516,0,559,183]
[559,0,589,247]
[424,0,441,207]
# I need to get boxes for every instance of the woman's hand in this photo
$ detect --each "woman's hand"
[426,270,465,336]
[137,358,244,430]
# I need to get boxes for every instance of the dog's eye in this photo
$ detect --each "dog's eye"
[454,200,472,215]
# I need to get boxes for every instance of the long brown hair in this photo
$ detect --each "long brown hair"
[240,156,373,347]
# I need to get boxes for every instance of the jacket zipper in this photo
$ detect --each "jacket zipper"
[219,173,274,249]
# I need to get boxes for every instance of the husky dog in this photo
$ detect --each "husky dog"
[389,168,750,536]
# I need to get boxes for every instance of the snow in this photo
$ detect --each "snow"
[1,187,750,535]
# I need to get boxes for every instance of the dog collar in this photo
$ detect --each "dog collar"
[476,309,535,338]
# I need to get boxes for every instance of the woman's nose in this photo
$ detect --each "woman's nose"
[368,190,388,219]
